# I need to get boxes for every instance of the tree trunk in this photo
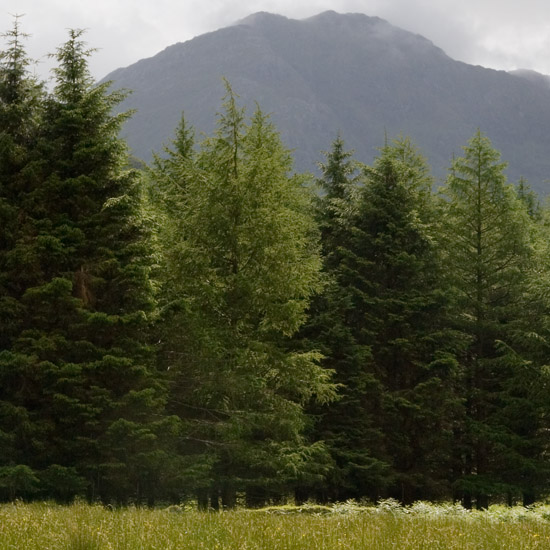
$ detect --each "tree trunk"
[523,491,536,507]
[197,489,208,511]
[245,486,266,508]
[476,493,489,510]
[221,485,236,509]
[210,488,220,511]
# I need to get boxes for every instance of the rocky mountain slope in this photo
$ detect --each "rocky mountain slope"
[104,11,550,192]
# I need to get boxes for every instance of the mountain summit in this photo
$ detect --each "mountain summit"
[105,11,550,192]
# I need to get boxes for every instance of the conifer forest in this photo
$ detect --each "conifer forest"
[2,22,550,510]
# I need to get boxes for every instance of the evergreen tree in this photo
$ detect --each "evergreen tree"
[316,134,360,269]
[514,205,550,504]
[439,130,539,508]
[298,136,388,503]
[0,16,44,348]
[305,136,460,503]
[0,17,47,497]
[347,137,460,503]
[149,84,335,508]
[516,178,542,222]
[0,29,164,503]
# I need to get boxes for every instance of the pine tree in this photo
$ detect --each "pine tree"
[0,29,165,503]
[346,137,460,503]
[439,130,538,508]
[297,136,389,503]
[0,16,44,349]
[516,178,542,221]
[304,136,460,503]
[0,17,47,498]
[513,205,550,504]
[316,134,360,269]
[149,84,335,507]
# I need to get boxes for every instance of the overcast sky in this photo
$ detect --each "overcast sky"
[2,0,550,82]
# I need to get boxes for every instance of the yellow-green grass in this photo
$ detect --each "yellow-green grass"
[2,500,550,549]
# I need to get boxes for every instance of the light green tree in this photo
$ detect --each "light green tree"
[149,84,335,508]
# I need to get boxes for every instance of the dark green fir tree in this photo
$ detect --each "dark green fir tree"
[298,136,388,503]
[352,138,461,504]
[0,17,47,501]
[305,136,462,503]
[0,29,166,504]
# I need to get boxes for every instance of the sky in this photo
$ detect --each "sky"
[2,0,550,82]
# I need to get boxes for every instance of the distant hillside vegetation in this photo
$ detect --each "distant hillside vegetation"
[103,11,550,193]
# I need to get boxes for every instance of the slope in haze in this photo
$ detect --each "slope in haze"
[104,11,550,192]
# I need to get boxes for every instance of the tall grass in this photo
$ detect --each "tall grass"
[2,499,550,549]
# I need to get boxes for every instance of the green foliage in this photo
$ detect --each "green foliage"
[354,140,462,504]
[298,136,385,502]
[439,130,543,506]
[148,82,335,503]
[0,24,163,504]
[39,465,87,503]
[0,465,39,500]
[2,21,550,508]
[309,136,461,503]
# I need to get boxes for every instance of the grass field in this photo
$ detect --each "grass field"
[2,500,550,549]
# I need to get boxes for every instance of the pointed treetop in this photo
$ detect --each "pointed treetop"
[51,29,96,102]
[318,133,359,199]
[211,78,247,178]
[0,14,36,101]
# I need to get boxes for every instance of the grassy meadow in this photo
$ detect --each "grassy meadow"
[2,500,550,549]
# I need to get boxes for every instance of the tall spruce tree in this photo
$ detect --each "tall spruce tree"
[346,137,460,503]
[0,17,47,500]
[439,130,539,508]
[0,29,164,503]
[149,84,335,508]
[0,17,44,353]
[305,136,460,503]
[298,136,389,503]
[514,205,550,504]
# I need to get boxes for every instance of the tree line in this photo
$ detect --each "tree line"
[1,22,550,509]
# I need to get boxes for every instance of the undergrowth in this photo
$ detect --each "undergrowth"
[2,499,550,549]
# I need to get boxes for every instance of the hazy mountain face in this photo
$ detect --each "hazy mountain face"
[104,11,550,193]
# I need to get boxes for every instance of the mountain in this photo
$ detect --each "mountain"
[510,69,550,89]
[104,11,550,193]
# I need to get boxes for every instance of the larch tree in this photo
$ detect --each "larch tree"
[439,130,540,508]
[149,84,335,508]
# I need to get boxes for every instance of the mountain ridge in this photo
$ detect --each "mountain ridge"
[103,11,550,193]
